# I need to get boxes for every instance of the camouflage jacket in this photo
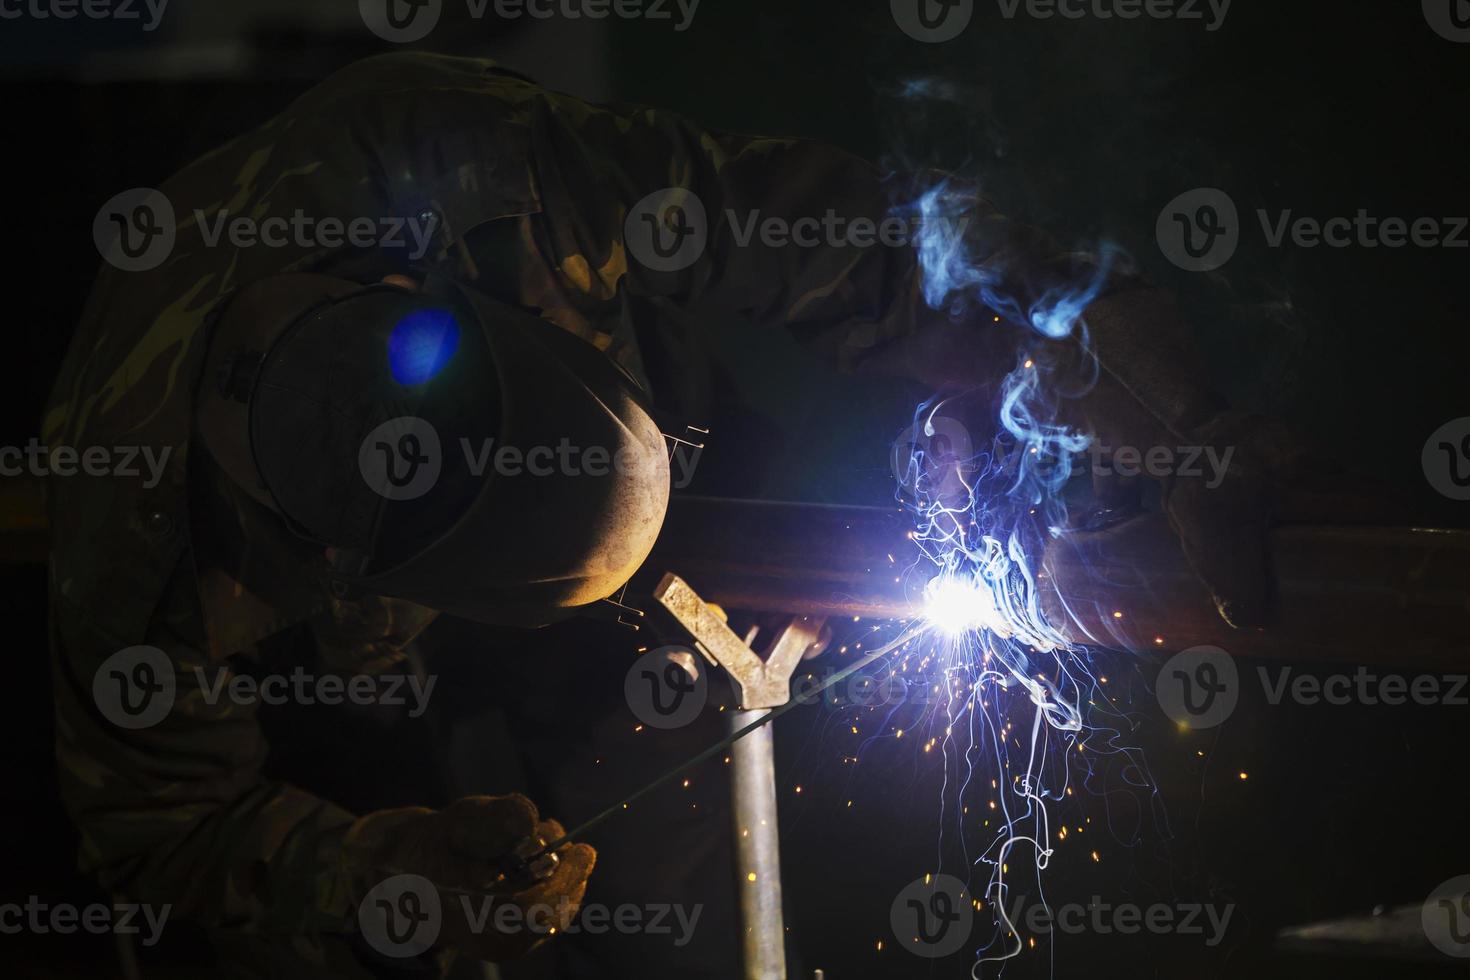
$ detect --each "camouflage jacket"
[43,51,1098,964]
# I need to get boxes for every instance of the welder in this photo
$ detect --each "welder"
[47,51,1300,977]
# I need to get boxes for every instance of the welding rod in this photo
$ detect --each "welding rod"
[527,622,926,863]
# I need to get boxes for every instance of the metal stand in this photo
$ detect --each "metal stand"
[730,710,785,980]
[655,574,824,980]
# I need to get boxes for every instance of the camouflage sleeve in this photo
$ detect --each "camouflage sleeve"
[460,68,1116,376]
[52,556,434,936]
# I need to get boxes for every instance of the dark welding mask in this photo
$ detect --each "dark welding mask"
[196,273,670,624]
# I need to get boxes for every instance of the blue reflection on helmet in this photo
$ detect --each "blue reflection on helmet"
[388,308,460,385]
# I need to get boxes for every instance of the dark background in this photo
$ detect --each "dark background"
[3,1,1468,978]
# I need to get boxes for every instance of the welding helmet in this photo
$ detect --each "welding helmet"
[196,273,670,624]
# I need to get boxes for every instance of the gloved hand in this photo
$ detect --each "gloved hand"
[1052,287,1394,628]
[339,793,596,963]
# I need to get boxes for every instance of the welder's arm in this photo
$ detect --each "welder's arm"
[490,76,1109,377]
[51,565,366,936]
[54,565,593,959]
[489,73,1397,627]
[484,79,1288,625]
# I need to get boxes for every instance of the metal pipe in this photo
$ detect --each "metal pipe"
[729,710,787,980]
[9,477,1466,666]
[640,497,1470,669]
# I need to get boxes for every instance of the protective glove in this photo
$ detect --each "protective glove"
[339,793,596,964]
[1054,287,1394,628]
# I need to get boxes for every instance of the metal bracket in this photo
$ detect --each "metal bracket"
[653,573,822,710]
